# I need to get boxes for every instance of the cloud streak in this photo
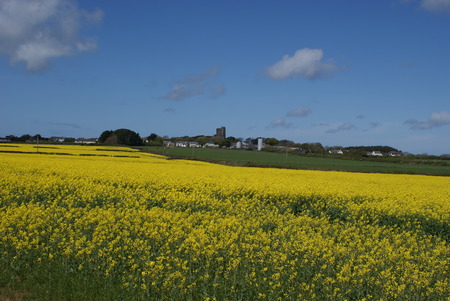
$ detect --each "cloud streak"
[266,48,339,80]
[159,67,225,101]
[420,0,450,13]
[159,84,205,101]
[326,122,355,134]
[286,105,311,117]
[405,110,450,130]
[270,118,293,129]
[181,67,220,84]
[50,122,81,129]
[208,84,226,99]
[0,0,103,72]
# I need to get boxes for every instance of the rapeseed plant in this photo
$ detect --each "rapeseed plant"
[0,144,448,300]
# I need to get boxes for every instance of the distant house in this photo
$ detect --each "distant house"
[75,138,97,144]
[163,141,175,147]
[295,148,308,154]
[176,141,188,147]
[189,142,201,148]
[329,149,344,155]
[367,151,383,156]
[50,136,65,142]
[0,138,11,143]
[203,142,219,148]
[388,151,402,157]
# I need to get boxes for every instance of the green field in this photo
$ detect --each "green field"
[140,146,450,176]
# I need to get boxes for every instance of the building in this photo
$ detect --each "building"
[367,151,383,156]
[75,138,97,144]
[388,151,402,157]
[50,136,66,142]
[175,141,188,147]
[329,149,344,155]
[189,142,201,148]
[204,142,219,148]
[257,138,264,151]
[215,126,226,139]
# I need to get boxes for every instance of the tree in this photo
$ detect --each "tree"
[19,134,31,141]
[194,136,210,146]
[245,137,253,144]
[300,142,325,153]
[279,139,295,147]
[114,129,143,146]
[98,130,113,143]
[146,133,163,146]
[227,136,237,143]
[99,129,143,146]
[220,138,231,148]
[265,138,279,146]
[147,133,158,141]
[6,135,18,141]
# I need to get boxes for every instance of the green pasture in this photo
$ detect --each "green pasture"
[140,146,450,176]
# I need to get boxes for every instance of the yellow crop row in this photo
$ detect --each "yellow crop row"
[0,142,166,158]
[0,145,449,300]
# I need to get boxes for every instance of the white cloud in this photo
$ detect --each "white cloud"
[159,84,205,101]
[270,118,293,129]
[405,110,450,129]
[182,67,220,84]
[49,121,81,128]
[208,84,226,99]
[266,48,338,80]
[0,0,102,72]
[286,105,311,117]
[421,0,450,13]
[326,122,355,134]
[430,110,450,124]
[160,67,225,101]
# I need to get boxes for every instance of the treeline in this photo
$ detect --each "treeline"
[5,129,449,159]
[345,146,399,153]
[99,129,143,146]
[3,134,45,142]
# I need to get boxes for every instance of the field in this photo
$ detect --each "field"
[140,146,450,176]
[0,144,449,300]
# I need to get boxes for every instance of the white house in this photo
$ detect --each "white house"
[75,138,97,144]
[163,141,175,147]
[189,142,201,148]
[203,142,219,148]
[176,141,188,147]
[367,151,383,156]
[329,149,344,155]
[388,151,402,157]
[50,136,65,142]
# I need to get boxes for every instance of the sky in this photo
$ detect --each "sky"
[1,0,450,155]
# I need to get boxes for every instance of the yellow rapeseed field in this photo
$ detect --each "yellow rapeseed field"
[0,144,449,300]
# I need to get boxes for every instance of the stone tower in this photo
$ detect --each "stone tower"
[215,126,226,139]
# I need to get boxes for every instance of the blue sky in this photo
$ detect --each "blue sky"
[1,0,450,155]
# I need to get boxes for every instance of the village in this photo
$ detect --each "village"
[1,126,405,157]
